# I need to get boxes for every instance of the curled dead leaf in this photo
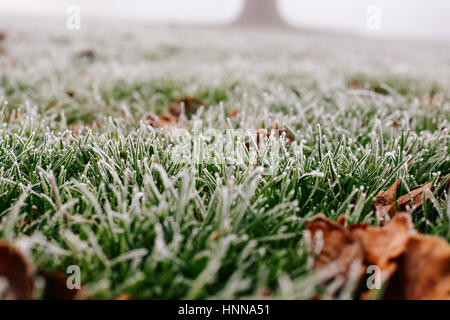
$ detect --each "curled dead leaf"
[0,242,89,300]
[347,80,364,89]
[374,179,398,218]
[47,101,57,109]
[169,96,205,118]
[275,128,295,146]
[229,107,239,118]
[5,111,19,122]
[383,234,450,300]
[38,271,88,300]
[146,112,179,132]
[351,213,414,275]
[306,213,450,300]
[306,215,365,280]
[374,180,433,219]
[145,96,205,132]
[250,124,295,151]
[396,182,432,211]
[68,120,102,136]
[76,49,95,60]
[0,242,34,300]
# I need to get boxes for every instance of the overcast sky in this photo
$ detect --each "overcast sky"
[1,0,449,40]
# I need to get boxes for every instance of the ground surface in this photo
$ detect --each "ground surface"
[0,19,449,299]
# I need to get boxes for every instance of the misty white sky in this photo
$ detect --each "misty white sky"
[0,0,449,40]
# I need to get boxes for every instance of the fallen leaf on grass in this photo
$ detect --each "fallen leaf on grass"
[68,120,102,136]
[306,213,450,300]
[351,214,413,273]
[169,96,205,118]
[39,271,88,300]
[47,101,57,109]
[228,107,248,120]
[229,107,239,118]
[347,80,364,89]
[374,179,398,218]
[396,182,432,211]
[383,234,450,300]
[146,112,179,131]
[145,101,296,152]
[306,215,365,280]
[271,122,295,146]
[75,49,96,60]
[145,96,205,132]
[246,125,295,168]
[0,242,88,300]
[0,242,34,299]
[5,111,19,122]
[374,180,433,219]
[249,123,295,151]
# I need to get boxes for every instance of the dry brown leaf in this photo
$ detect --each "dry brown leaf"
[68,120,102,136]
[306,215,365,279]
[47,101,57,109]
[145,96,205,131]
[76,49,95,60]
[0,242,90,300]
[169,96,205,118]
[347,80,364,89]
[147,112,179,131]
[5,111,18,122]
[0,242,34,300]
[228,108,248,120]
[374,179,398,218]
[267,123,295,146]
[274,128,295,146]
[383,234,450,300]
[396,182,432,211]
[229,107,239,118]
[250,124,295,152]
[38,271,87,300]
[306,213,450,300]
[351,213,413,272]
[373,180,433,219]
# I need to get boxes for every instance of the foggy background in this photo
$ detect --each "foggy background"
[0,0,450,40]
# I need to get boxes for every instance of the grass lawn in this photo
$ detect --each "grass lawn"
[0,20,449,299]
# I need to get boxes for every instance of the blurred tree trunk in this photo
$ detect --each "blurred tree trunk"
[234,0,286,26]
